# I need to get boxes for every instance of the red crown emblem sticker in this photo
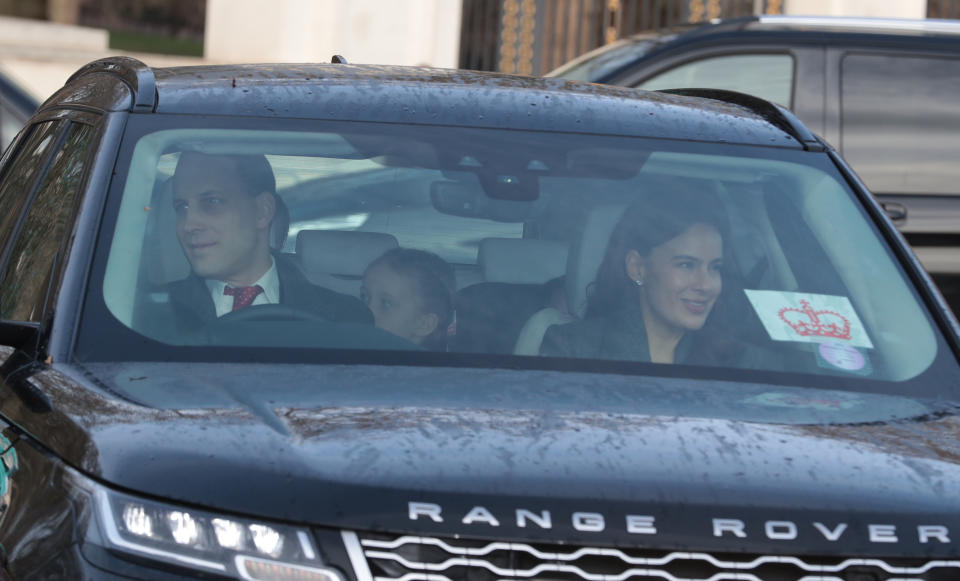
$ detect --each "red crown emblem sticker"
[778,300,851,341]
[744,290,872,348]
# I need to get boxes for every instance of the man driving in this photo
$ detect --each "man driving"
[166,152,372,332]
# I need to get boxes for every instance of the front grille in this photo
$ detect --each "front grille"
[343,532,960,581]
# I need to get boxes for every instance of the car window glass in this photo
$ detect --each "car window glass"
[86,119,958,408]
[0,121,62,268]
[0,122,93,321]
[637,54,794,107]
[549,37,662,81]
[841,53,960,195]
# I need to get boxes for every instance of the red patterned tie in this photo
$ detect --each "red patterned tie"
[224,285,264,311]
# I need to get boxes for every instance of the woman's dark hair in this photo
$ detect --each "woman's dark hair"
[369,248,457,350]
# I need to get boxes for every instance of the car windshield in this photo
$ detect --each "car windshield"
[79,115,960,404]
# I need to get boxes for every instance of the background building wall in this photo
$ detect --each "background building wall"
[786,0,926,18]
[205,0,461,67]
[47,0,80,23]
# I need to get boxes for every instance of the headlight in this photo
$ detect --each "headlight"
[95,486,343,580]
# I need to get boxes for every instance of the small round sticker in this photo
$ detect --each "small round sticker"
[818,342,865,371]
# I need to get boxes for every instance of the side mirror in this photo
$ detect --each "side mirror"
[0,346,52,413]
[0,320,40,351]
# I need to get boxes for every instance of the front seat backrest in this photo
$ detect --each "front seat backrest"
[452,238,567,354]
[513,203,627,356]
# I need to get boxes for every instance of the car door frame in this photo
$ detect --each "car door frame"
[43,108,128,366]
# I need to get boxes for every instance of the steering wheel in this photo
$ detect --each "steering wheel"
[214,304,330,325]
[199,304,422,351]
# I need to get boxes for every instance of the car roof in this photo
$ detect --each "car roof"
[40,57,814,150]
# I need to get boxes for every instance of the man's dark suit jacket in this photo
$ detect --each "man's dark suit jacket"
[166,255,372,335]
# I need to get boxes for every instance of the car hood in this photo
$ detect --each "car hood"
[14,361,960,555]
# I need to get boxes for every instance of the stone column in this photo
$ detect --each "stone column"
[205,0,461,67]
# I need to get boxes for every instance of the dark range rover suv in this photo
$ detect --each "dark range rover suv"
[0,56,959,579]
[549,15,960,312]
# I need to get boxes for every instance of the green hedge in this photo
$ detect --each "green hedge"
[108,30,203,57]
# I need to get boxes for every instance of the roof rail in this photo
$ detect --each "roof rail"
[757,14,960,34]
[660,88,824,152]
[700,15,759,30]
[65,56,156,112]
[663,15,757,39]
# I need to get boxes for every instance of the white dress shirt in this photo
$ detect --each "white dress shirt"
[205,258,281,317]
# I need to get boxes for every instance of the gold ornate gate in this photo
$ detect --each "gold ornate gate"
[928,0,960,18]
[460,0,785,75]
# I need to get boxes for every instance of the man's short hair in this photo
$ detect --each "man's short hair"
[233,154,276,197]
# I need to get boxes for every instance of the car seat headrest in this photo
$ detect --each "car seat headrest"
[478,238,567,285]
[566,204,628,318]
[296,230,399,278]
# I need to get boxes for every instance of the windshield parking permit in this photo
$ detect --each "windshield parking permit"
[744,290,873,348]
[816,341,871,375]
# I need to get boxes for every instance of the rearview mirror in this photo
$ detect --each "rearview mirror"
[430,180,545,222]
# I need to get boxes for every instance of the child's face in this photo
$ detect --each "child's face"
[361,263,438,344]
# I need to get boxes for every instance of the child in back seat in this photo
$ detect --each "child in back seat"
[361,248,456,350]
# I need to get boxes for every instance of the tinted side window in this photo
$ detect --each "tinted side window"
[841,53,960,195]
[636,54,794,107]
[0,121,62,261]
[0,122,93,321]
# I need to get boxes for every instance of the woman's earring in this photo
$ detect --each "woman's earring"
[634,279,644,287]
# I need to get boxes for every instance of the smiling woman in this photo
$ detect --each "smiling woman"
[541,189,731,365]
